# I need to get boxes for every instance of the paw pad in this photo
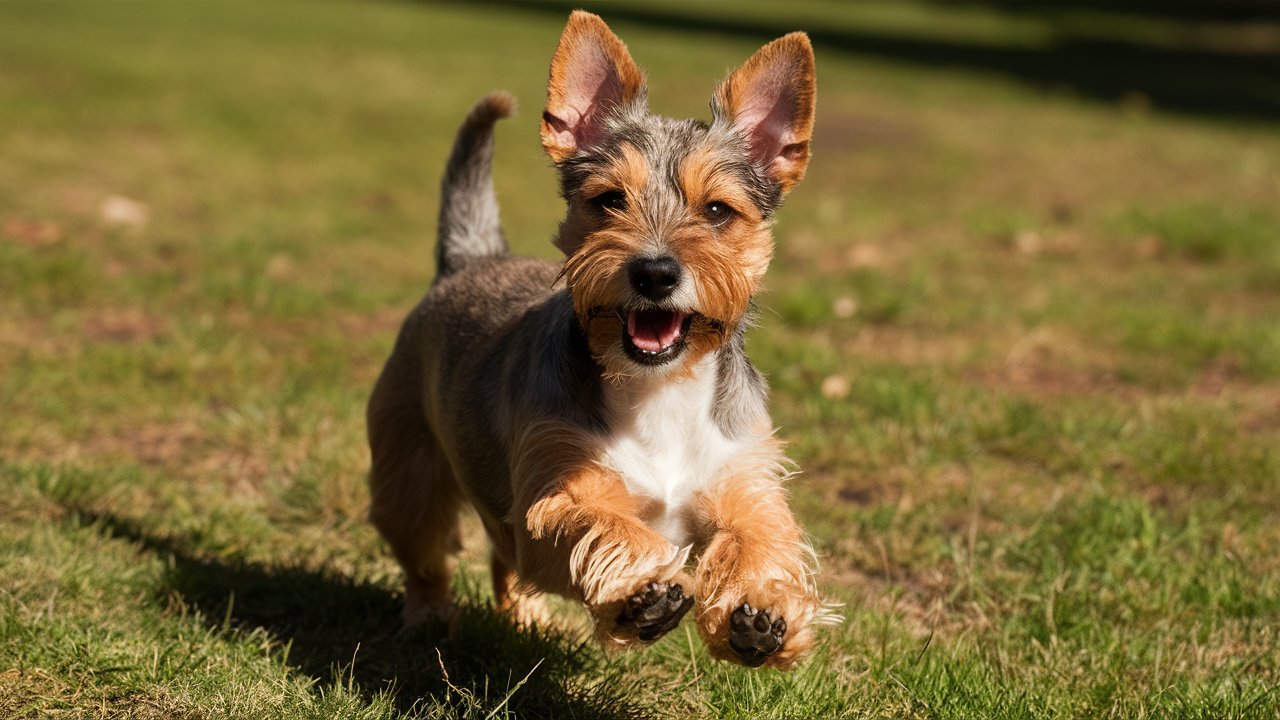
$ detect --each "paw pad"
[728,603,786,666]
[617,582,694,642]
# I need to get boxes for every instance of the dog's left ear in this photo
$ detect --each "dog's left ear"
[713,33,816,193]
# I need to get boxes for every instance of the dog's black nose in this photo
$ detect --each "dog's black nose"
[628,256,682,300]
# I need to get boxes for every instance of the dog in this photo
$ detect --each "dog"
[367,11,837,669]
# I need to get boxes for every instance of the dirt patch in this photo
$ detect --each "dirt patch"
[1191,356,1250,396]
[118,420,204,467]
[0,668,72,719]
[964,325,1139,399]
[824,554,966,639]
[81,308,171,344]
[2,217,64,248]
[1235,384,1280,434]
[839,325,970,366]
[986,360,1128,399]
[82,417,271,495]
[1196,375,1280,436]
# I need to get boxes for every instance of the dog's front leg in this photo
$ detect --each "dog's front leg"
[511,428,694,649]
[693,473,830,669]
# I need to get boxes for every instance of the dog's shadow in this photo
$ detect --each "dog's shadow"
[73,510,654,719]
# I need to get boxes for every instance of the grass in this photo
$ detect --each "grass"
[2,0,1279,717]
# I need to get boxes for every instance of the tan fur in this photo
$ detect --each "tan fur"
[367,11,833,670]
[714,33,817,191]
[509,421,693,648]
[559,142,771,376]
[690,442,829,669]
[673,148,774,327]
[561,146,653,323]
[367,349,463,625]
[541,12,647,162]
[491,552,549,627]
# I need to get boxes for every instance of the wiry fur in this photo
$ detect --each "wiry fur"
[367,11,838,669]
[435,92,514,277]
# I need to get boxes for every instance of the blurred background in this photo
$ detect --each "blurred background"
[2,2,1278,718]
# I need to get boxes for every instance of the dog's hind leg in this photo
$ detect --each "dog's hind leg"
[490,550,549,628]
[367,353,463,627]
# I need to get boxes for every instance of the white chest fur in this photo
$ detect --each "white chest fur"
[600,357,745,545]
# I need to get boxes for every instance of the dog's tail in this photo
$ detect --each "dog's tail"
[435,92,515,278]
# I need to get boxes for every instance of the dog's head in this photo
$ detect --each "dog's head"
[541,12,815,378]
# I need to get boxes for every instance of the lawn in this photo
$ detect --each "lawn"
[2,1,1278,718]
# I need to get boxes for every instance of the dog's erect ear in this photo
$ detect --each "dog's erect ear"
[713,33,816,192]
[541,11,647,163]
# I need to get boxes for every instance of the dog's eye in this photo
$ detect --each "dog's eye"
[705,201,735,226]
[590,191,627,213]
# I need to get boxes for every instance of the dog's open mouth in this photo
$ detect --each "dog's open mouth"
[622,308,692,365]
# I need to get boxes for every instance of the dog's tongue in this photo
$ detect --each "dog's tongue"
[627,309,686,353]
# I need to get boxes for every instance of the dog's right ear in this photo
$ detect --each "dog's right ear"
[541,11,647,163]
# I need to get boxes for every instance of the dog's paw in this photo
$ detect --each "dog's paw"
[727,603,787,667]
[617,581,694,642]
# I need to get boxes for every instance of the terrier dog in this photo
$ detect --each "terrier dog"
[368,11,836,669]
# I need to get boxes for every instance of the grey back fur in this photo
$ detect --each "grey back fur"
[436,92,515,278]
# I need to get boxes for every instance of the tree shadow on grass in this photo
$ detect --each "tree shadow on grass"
[72,510,655,720]
[449,0,1280,124]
